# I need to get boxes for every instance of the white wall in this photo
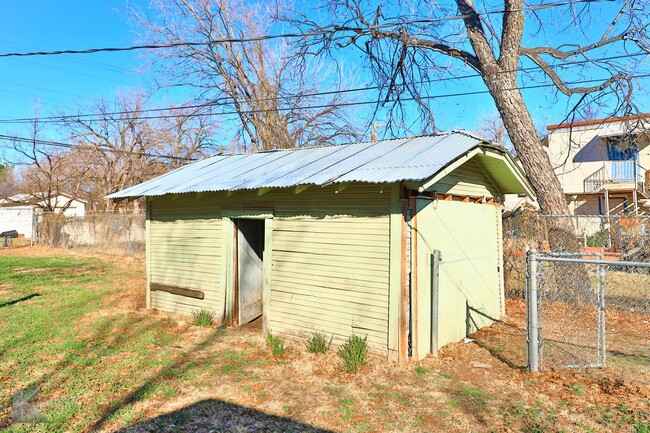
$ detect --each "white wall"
[546,120,650,194]
[0,206,34,237]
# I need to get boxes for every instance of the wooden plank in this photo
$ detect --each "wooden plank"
[271,267,389,287]
[271,283,388,308]
[270,302,387,331]
[388,183,402,363]
[145,198,151,309]
[270,253,390,274]
[271,270,388,294]
[269,311,387,344]
[270,290,388,316]
[271,277,388,301]
[150,283,205,299]
[263,217,273,332]
[399,191,409,363]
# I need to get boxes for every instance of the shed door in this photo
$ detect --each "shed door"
[236,219,265,325]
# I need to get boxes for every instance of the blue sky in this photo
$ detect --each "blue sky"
[0,0,648,153]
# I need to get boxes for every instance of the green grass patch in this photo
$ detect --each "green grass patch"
[305,331,333,354]
[0,254,189,433]
[337,335,368,373]
[191,308,215,326]
[265,330,287,357]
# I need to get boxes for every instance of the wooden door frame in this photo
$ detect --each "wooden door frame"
[222,210,273,331]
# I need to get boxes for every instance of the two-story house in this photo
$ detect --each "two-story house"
[545,115,650,216]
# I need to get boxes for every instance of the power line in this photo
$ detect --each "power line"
[0,134,199,161]
[0,0,614,59]
[1,73,648,126]
[0,50,644,125]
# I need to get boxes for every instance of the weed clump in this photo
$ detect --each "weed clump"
[266,330,287,357]
[191,308,215,327]
[337,335,368,373]
[305,332,333,354]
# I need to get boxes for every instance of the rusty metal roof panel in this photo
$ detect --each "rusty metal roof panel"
[107,131,489,198]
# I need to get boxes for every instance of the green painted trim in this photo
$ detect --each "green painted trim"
[223,209,274,219]
[258,187,272,196]
[388,183,402,362]
[479,149,536,198]
[294,185,311,194]
[145,198,151,310]
[421,148,482,190]
[263,217,273,332]
[422,146,536,199]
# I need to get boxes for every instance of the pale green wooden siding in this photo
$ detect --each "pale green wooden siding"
[415,199,502,357]
[149,195,222,317]
[269,185,391,354]
[147,185,392,353]
[431,159,499,197]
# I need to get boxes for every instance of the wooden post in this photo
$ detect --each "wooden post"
[399,191,410,363]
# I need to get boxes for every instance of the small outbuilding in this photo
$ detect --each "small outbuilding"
[109,131,534,362]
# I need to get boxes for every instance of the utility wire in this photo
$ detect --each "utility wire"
[1,73,645,162]
[0,0,614,59]
[1,73,648,126]
[0,50,644,125]
[0,134,199,161]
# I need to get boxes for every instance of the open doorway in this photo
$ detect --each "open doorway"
[235,219,265,326]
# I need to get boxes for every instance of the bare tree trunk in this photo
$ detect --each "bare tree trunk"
[486,75,570,217]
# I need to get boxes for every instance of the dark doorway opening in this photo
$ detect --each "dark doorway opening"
[234,219,265,326]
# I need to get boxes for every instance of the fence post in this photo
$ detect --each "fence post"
[599,250,607,367]
[527,248,540,372]
[127,221,132,257]
[430,250,441,356]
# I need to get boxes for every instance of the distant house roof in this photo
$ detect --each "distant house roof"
[108,131,534,199]
[0,192,86,207]
[546,114,650,131]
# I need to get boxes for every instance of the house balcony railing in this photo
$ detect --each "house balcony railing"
[583,161,647,194]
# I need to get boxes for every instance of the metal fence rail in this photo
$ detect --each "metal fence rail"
[527,249,650,372]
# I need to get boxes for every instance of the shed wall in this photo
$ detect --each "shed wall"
[261,186,392,353]
[149,195,223,317]
[415,199,502,357]
[147,185,392,353]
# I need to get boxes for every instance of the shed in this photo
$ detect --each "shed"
[109,131,534,362]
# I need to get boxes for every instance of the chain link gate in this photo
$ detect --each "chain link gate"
[526,249,650,371]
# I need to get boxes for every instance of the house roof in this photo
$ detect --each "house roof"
[108,131,534,199]
[547,114,650,131]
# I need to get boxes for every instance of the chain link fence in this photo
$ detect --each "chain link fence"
[527,251,650,371]
[503,209,649,371]
[33,212,146,258]
[504,209,650,298]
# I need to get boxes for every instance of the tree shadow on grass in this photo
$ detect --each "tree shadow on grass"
[0,293,40,308]
[113,398,335,433]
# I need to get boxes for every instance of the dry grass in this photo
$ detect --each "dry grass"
[0,246,648,433]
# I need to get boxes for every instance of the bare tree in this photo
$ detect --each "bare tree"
[477,112,511,150]
[132,0,360,152]
[1,120,90,212]
[60,92,218,210]
[285,0,650,216]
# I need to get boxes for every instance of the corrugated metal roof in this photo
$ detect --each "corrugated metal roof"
[108,131,503,199]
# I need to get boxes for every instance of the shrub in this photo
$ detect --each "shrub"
[337,335,368,373]
[191,308,215,327]
[305,332,333,354]
[266,330,286,357]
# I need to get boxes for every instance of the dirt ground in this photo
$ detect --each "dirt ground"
[1,246,648,432]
